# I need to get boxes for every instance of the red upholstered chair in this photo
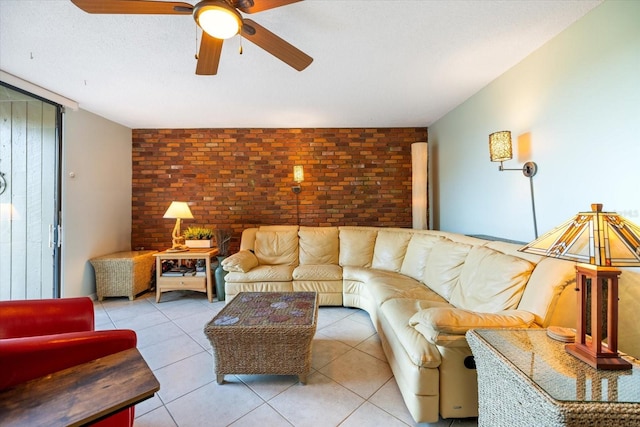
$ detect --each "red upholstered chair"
[0,297,138,427]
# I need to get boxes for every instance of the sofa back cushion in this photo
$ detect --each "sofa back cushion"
[254,230,299,266]
[422,240,472,300]
[339,228,378,267]
[517,257,576,326]
[449,245,534,312]
[400,233,445,281]
[298,226,339,265]
[371,230,412,272]
[239,228,259,251]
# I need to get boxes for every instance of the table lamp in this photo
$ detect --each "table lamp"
[163,201,194,252]
[519,203,640,370]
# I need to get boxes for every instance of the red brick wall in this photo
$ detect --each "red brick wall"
[131,127,427,252]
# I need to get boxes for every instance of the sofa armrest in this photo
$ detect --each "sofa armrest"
[409,307,535,346]
[0,297,95,338]
[221,250,259,273]
[0,329,137,390]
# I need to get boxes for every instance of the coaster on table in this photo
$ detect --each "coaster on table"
[547,326,576,343]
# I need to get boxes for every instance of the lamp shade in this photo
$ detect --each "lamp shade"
[519,204,640,267]
[489,131,513,163]
[163,202,194,219]
[195,0,242,40]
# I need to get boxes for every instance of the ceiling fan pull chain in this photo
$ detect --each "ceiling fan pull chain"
[239,36,243,55]
[195,26,199,59]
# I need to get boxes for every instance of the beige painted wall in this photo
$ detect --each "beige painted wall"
[429,0,640,357]
[62,108,132,298]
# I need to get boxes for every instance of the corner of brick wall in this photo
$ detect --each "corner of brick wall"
[132,127,427,252]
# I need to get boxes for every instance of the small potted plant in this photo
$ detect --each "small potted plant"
[184,226,214,248]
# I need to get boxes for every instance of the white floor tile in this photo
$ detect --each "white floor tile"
[340,401,408,427]
[166,380,264,426]
[319,348,393,399]
[133,405,178,427]
[154,351,216,404]
[268,371,365,427]
[138,333,204,370]
[228,403,293,427]
[114,309,171,331]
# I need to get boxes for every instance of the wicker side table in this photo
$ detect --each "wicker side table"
[467,329,640,427]
[90,250,157,301]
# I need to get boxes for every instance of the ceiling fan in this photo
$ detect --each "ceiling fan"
[70,0,313,75]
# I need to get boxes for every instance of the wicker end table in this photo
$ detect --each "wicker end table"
[467,329,640,427]
[204,292,318,385]
[90,250,157,301]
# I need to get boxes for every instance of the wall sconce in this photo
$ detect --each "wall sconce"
[292,165,304,194]
[163,201,194,252]
[489,131,539,237]
[520,204,640,370]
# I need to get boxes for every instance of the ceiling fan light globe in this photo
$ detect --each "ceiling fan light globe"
[195,1,242,40]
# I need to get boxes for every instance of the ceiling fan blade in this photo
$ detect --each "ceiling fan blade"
[196,33,224,75]
[70,0,193,14]
[241,19,312,71]
[235,0,302,14]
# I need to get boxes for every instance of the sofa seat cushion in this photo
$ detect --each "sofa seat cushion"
[293,264,342,281]
[409,307,535,346]
[298,226,339,265]
[225,282,294,298]
[225,265,294,283]
[366,276,446,307]
[378,298,449,369]
[449,246,534,312]
[254,230,299,266]
[292,280,343,294]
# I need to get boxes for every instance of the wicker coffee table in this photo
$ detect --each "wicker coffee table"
[204,292,318,385]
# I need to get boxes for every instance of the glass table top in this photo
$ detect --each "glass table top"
[475,329,640,404]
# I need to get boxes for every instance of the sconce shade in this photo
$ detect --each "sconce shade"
[519,204,640,267]
[489,131,513,162]
[163,201,194,219]
[293,165,304,183]
[194,0,242,40]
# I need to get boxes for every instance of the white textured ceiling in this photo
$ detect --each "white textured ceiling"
[0,0,602,129]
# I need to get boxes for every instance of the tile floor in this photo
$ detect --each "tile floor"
[94,291,478,427]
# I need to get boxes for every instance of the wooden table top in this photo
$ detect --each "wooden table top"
[0,348,160,427]
[154,248,218,258]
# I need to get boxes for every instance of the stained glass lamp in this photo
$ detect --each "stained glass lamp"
[519,203,640,370]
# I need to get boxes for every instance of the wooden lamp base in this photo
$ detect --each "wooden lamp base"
[568,264,632,370]
[566,341,631,370]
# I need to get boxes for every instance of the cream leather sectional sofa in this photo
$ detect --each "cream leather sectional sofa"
[221,225,577,423]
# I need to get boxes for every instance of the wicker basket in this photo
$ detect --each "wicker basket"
[90,250,157,301]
